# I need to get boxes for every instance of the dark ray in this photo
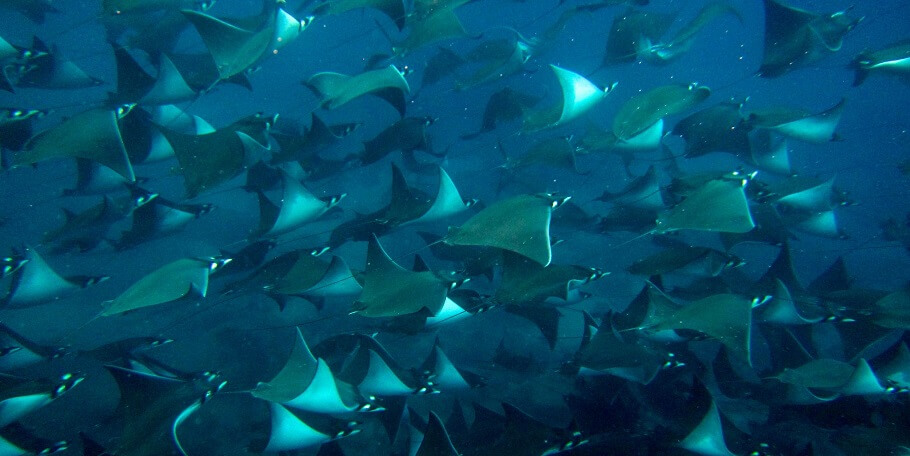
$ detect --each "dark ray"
[461,87,540,139]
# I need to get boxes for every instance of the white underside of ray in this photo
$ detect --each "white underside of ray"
[785,384,839,405]
[268,9,302,55]
[149,105,215,135]
[283,358,357,414]
[0,433,27,456]
[264,402,332,453]
[776,178,836,213]
[428,346,470,391]
[0,393,52,427]
[155,205,197,234]
[81,162,132,195]
[237,131,272,165]
[402,167,467,226]
[173,400,201,456]
[749,129,791,175]
[425,298,469,327]
[142,130,176,163]
[839,359,886,396]
[267,173,329,236]
[551,64,606,126]
[297,257,362,298]
[760,279,822,325]
[0,36,16,61]
[770,110,842,143]
[615,119,664,151]
[793,210,839,238]
[6,247,76,306]
[359,349,414,396]
[0,345,44,371]
[679,401,735,456]
[47,56,96,88]
[141,55,196,106]
[868,57,910,70]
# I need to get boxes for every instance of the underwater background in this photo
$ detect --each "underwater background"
[1,0,910,454]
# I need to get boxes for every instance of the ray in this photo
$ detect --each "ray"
[305,64,411,117]
[270,113,361,164]
[418,338,484,392]
[350,235,449,318]
[774,358,887,398]
[256,401,361,453]
[649,293,754,365]
[102,256,229,316]
[602,6,677,66]
[16,107,136,183]
[671,101,751,158]
[252,328,373,414]
[523,64,616,131]
[500,135,585,175]
[461,87,541,139]
[639,1,742,64]
[582,118,665,164]
[445,193,569,267]
[0,0,57,23]
[421,46,466,87]
[495,251,606,307]
[113,190,214,250]
[626,244,742,278]
[596,165,665,211]
[104,365,225,456]
[393,8,471,56]
[678,401,736,456]
[13,38,101,89]
[161,114,274,198]
[0,323,65,371]
[0,423,66,455]
[454,37,535,91]
[747,98,846,143]
[656,178,755,234]
[850,40,910,86]
[758,0,861,77]
[253,170,344,238]
[225,249,361,310]
[0,108,44,152]
[758,278,825,326]
[613,83,711,141]
[360,116,434,166]
[183,5,310,81]
[747,128,792,175]
[45,197,135,253]
[2,246,109,309]
[400,166,474,226]
[0,372,83,427]
[470,402,587,455]
[573,323,668,384]
[336,335,427,396]
[312,0,408,30]
[415,411,460,456]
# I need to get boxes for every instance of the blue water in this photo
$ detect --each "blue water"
[0,0,909,454]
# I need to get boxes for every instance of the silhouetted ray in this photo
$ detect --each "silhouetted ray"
[461,87,540,139]
[361,116,435,166]
[0,323,66,371]
[602,6,676,66]
[672,101,751,158]
[0,0,57,23]
[758,0,861,77]
[639,1,742,64]
[626,244,742,278]
[13,38,101,89]
[113,189,214,250]
[253,170,344,238]
[596,165,665,211]
[0,108,44,152]
[0,371,83,427]
[649,293,754,364]
[104,365,225,456]
[312,0,408,30]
